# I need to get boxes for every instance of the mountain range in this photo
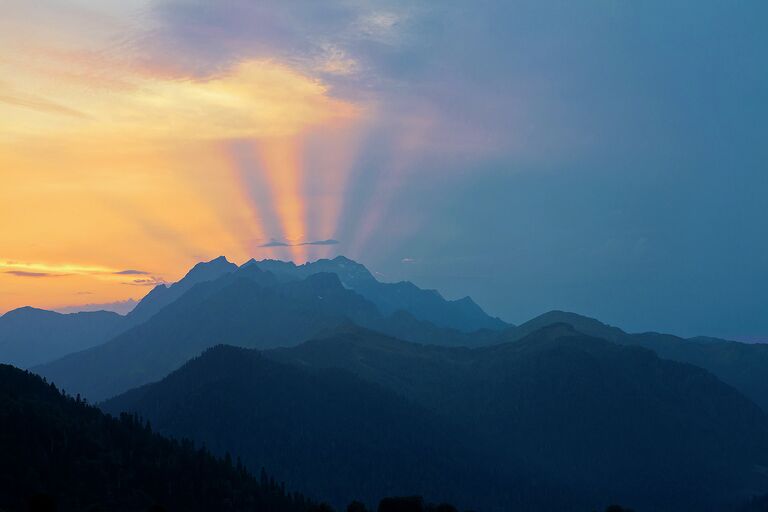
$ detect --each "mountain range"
[32,258,503,401]
[104,324,768,511]
[1,362,474,512]
[2,255,768,510]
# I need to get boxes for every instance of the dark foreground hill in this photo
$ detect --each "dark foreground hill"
[271,325,768,511]
[0,363,321,512]
[106,325,768,512]
[102,345,521,511]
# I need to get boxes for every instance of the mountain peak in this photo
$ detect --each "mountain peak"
[182,256,237,283]
[504,310,627,345]
[2,306,59,320]
[331,255,357,265]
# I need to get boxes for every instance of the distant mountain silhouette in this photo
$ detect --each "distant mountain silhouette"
[34,272,352,401]
[102,345,507,511]
[34,265,498,401]
[0,307,124,367]
[0,257,238,369]
[505,310,768,411]
[18,255,768,418]
[107,325,768,511]
[0,363,323,512]
[249,256,508,332]
[126,255,238,326]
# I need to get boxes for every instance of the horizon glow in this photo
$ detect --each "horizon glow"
[0,2,375,314]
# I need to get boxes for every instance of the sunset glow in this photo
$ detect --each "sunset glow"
[0,1,369,313]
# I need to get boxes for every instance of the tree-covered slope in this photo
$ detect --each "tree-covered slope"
[269,325,768,511]
[0,363,321,512]
[102,345,512,511]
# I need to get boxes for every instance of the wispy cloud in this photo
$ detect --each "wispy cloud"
[260,240,292,248]
[122,277,166,287]
[5,270,70,278]
[0,90,90,119]
[259,238,339,247]
[301,239,339,246]
[0,259,155,282]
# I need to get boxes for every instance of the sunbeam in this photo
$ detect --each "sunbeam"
[347,118,430,258]
[256,137,309,262]
[303,120,367,260]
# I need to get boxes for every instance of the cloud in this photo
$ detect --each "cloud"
[4,270,69,278]
[2,56,362,141]
[0,260,159,283]
[401,257,417,264]
[0,90,89,119]
[123,277,166,287]
[315,44,358,76]
[259,238,339,247]
[301,239,340,246]
[259,239,292,248]
[1,259,114,276]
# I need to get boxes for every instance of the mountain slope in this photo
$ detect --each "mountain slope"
[0,307,124,368]
[102,345,505,511]
[102,324,768,511]
[0,257,239,371]
[268,325,768,512]
[0,363,320,512]
[126,255,238,326]
[34,272,365,401]
[251,256,508,332]
[507,310,768,411]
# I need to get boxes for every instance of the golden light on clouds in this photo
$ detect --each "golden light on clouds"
[0,59,360,142]
[0,261,121,278]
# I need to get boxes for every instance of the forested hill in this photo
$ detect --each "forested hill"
[0,363,320,512]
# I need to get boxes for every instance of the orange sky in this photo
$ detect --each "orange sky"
[0,2,366,314]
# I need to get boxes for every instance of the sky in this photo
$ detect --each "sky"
[1,1,766,340]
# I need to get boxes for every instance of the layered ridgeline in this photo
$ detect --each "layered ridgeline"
[0,363,321,512]
[14,255,768,411]
[33,257,504,401]
[31,256,768,412]
[105,325,768,512]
